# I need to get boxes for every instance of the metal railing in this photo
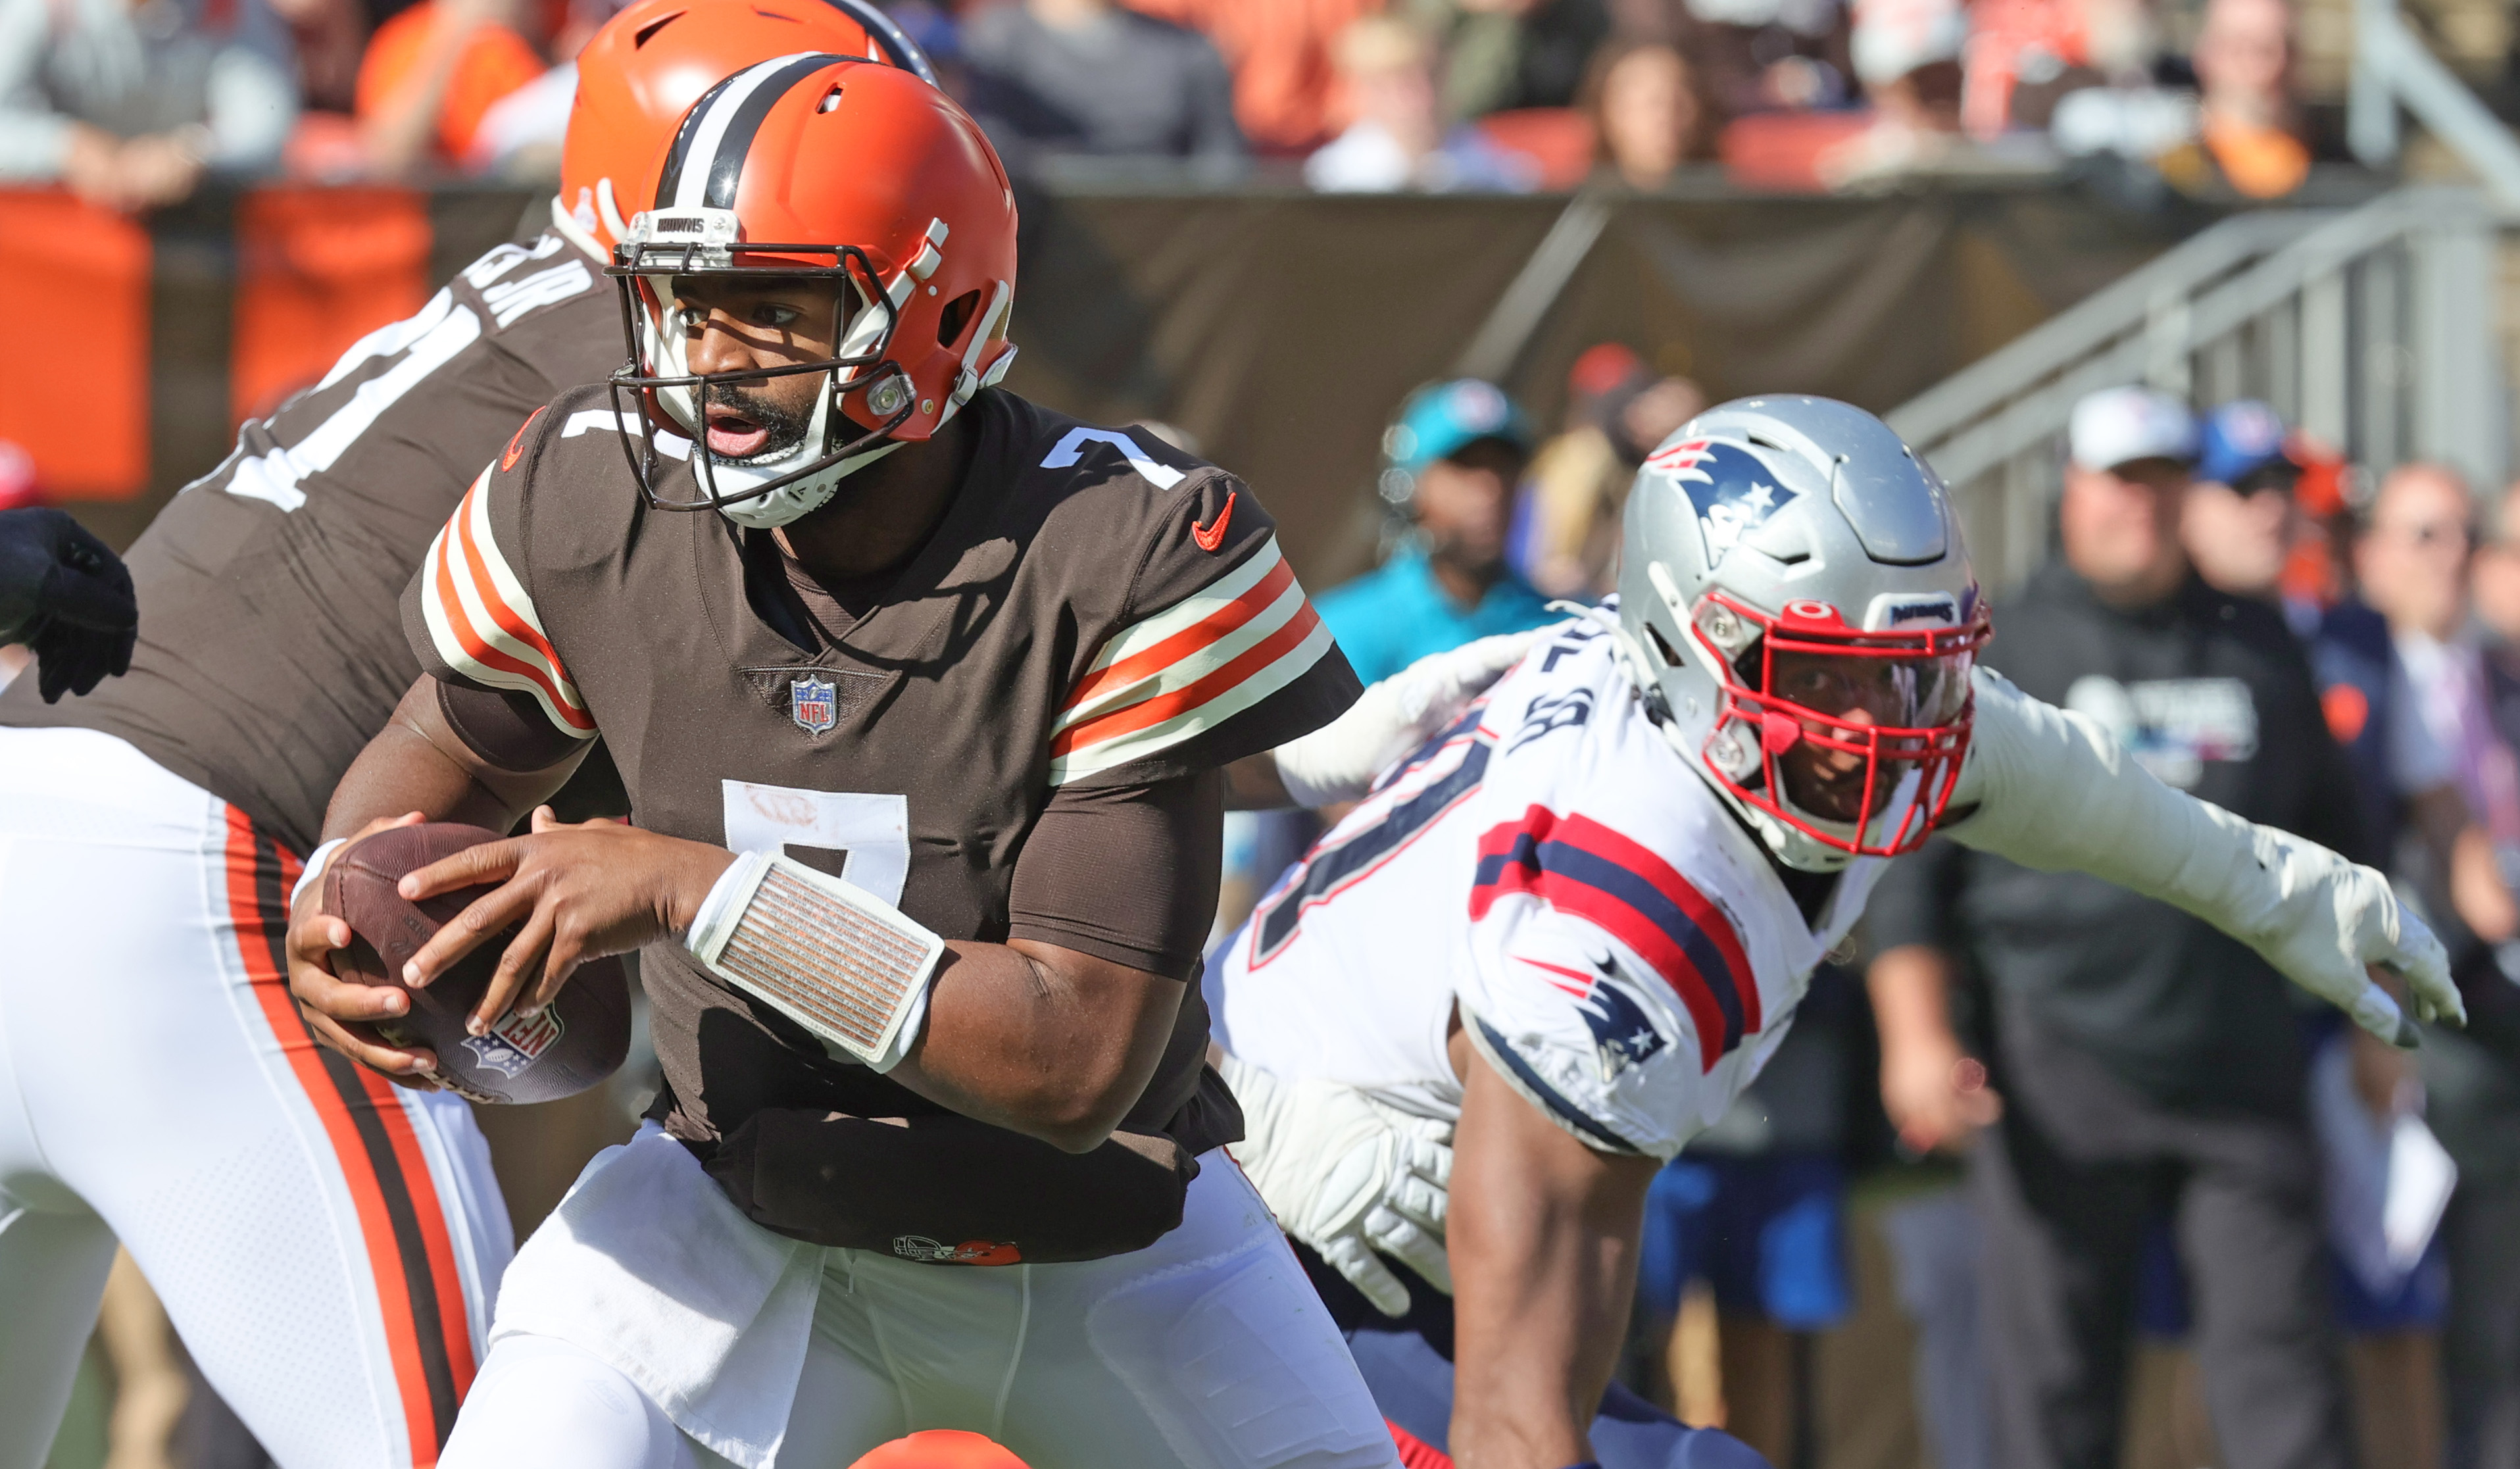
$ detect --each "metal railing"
[1885,0,2520,593]
[1887,187,2509,592]
[2350,0,2520,203]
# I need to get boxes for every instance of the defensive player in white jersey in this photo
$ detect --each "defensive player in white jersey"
[1207,395,2462,1469]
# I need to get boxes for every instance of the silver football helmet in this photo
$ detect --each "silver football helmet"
[1610,396,1989,872]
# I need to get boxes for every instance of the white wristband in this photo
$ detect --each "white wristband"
[291,838,349,912]
[685,851,945,1072]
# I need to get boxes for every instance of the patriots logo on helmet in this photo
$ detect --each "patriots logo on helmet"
[1521,949,1668,1083]
[1646,437,1798,564]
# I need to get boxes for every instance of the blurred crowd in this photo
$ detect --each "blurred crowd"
[0,0,2340,211]
[1212,358,2520,1469]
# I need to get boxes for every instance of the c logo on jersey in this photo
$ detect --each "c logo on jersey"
[1519,951,1668,1083]
[1645,438,1798,564]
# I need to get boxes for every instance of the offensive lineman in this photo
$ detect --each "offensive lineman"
[289,53,1408,1469]
[1207,397,2462,1468]
[0,7,933,1464]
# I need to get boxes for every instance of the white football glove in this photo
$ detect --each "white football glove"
[1942,669,2463,1047]
[1219,1053,1454,1315]
[1272,629,1546,808]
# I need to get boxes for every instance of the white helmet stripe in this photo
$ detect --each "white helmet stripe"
[657,53,831,211]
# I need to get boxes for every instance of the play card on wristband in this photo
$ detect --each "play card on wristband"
[685,849,944,1071]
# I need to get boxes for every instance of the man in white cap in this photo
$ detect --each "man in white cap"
[1864,385,2365,1469]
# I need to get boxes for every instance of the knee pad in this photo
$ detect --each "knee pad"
[443,1335,693,1469]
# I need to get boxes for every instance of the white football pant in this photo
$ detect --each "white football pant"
[0,727,510,1468]
[445,1131,1399,1469]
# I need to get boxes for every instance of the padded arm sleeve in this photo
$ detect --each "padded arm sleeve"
[1940,668,2461,1045]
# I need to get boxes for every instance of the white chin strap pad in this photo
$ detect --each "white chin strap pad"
[1939,668,2462,1047]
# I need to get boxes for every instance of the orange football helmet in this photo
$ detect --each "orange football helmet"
[607,56,1020,526]
[559,0,934,251]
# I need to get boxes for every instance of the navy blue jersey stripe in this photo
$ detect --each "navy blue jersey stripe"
[1471,835,1750,1055]
[1252,732,1492,962]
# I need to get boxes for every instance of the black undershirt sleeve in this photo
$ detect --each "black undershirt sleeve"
[434,676,588,772]
[1005,770,1223,981]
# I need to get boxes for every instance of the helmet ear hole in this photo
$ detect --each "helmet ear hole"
[936,288,982,349]
[1644,620,1683,669]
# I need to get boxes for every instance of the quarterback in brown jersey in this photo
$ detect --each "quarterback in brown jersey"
[287,53,1408,1469]
[0,7,936,1468]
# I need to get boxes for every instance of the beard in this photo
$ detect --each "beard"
[703,378,817,463]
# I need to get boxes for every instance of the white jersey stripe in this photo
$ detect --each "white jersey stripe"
[417,474,593,734]
[1048,616,1335,784]
[1052,574,1308,734]
[1074,537,1285,678]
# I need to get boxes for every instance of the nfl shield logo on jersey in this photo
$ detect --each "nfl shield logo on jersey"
[791,676,838,735]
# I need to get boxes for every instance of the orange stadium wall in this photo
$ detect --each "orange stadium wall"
[6,182,2198,583]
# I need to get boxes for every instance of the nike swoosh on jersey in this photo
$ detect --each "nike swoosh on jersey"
[1191,489,1235,553]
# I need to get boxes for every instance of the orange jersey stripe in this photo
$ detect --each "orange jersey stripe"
[222,812,474,1460]
[1050,599,1323,759]
[447,484,573,689]
[427,505,593,732]
[1061,555,1296,712]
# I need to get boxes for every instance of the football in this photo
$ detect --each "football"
[322,822,631,1105]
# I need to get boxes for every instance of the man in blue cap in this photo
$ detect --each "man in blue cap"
[1318,378,1558,684]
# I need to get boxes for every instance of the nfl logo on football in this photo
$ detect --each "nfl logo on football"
[791,676,838,735]
[462,1008,565,1078]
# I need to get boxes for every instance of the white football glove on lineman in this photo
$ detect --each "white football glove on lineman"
[1942,669,2463,1047]
[1219,1053,1453,1316]
[1272,629,1546,808]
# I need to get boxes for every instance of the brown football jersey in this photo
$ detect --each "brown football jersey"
[402,382,1362,1172]
[0,216,620,855]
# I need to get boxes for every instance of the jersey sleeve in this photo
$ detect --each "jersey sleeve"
[1047,468,1362,787]
[1456,805,1766,1160]
[399,403,598,744]
[1006,769,1223,979]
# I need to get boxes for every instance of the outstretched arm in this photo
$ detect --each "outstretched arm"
[1227,629,1546,809]
[1448,1045,1661,1469]
[1940,668,2461,1045]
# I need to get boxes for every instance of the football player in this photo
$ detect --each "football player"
[1205,396,2462,1469]
[285,51,1416,1469]
[0,506,136,703]
[0,7,935,1466]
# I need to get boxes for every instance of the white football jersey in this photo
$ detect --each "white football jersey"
[1206,616,1889,1158]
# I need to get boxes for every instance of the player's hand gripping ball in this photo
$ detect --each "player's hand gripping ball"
[323,822,631,1104]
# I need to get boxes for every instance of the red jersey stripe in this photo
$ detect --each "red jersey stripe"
[445,486,580,703]
[1049,599,1323,758]
[1061,553,1297,712]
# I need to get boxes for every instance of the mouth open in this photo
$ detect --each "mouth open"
[704,401,773,460]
